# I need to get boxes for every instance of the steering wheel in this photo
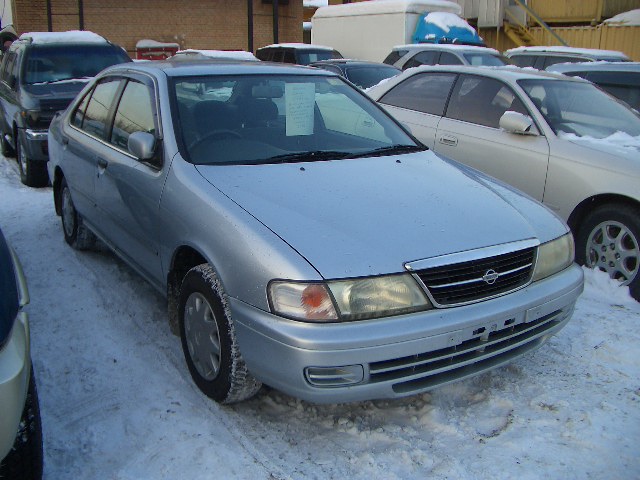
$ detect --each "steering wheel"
[188,129,242,151]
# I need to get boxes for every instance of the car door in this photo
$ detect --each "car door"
[93,75,166,287]
[377,72,457,148]
[435,74,550,201]
[0,47,21,144]
[64,77,123,222]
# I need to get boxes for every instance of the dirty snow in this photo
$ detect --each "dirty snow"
[0,156,639,479]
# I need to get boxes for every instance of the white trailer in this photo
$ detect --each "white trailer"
[311,0,463,63]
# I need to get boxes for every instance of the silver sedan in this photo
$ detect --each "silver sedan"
[48,60,583,404]
[368,65,640,301]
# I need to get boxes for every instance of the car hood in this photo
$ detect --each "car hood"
[196,152,565,279]
[560,132,640,165]
[23,79,91,97]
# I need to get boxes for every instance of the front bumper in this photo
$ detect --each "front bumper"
[0,311,31,460]
[231,263,584,403]
[19,128,49,162]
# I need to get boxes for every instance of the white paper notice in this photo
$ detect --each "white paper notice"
[285,83,315,136]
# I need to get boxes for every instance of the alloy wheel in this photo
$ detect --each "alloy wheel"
[586,220,639,286]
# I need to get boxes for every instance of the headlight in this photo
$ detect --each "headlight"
[269,274,432,322]
[532,233,574,282]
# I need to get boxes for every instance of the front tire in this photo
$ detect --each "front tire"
[0,369,43,480]
[16,139,48,188]
[179,264,261,404]
[60,177,96,250]
[576,204,640,301]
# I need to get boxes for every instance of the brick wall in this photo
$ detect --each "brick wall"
[12,0,303,55]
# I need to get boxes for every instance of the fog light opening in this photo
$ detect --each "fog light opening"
[305,365,364,387]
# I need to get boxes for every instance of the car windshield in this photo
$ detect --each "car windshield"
[172,74,420,165]
[345,65,400,89]
[519,78,640,138]
[24,44,130,84]
[462,53,511,66]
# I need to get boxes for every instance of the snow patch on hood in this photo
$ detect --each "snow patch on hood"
[558,131,640,157]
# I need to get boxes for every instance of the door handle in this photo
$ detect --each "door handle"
[97,157,108,177]
[62,136,69,146]
[438,135,458,147]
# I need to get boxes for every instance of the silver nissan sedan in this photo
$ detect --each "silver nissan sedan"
[47,60,583,404]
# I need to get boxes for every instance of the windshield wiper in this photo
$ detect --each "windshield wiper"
[262,150,350,164]
[345,144,427,159]
[30,76,92,85]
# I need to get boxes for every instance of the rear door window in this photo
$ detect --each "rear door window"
[438,52,463,65]
[403,51,438,69]
[383,50,408,65]
[510,55,536,68]
[81,78,122,139]
[379,72,457,116]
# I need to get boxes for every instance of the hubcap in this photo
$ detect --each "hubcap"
[586,220,639,286]
[61,187,76,238]
[184,292,221,381]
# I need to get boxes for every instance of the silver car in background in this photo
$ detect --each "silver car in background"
[0,227,42,480]
[48,60,583,404]
[368,65,640,301]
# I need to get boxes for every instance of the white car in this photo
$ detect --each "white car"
[368,65,640,300]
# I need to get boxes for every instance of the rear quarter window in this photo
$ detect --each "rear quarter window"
[380,72,457,116]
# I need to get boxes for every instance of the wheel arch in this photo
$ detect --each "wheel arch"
[51,166,65,216]
[166,245,209,335]
[567,194,640,234]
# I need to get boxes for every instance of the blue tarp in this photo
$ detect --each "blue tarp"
[412,14,485,46]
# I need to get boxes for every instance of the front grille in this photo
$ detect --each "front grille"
[369,307,568,394]
[39,98,73,112]
[416,247,535,306]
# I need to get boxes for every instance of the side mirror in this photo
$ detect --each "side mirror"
[128,131,156,160]
[499,111,537,136]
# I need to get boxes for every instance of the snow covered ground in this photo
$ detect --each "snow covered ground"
[1,155,638,479]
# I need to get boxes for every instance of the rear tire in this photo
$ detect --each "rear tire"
[575,204,640,301]
[16,139,48,188]
[1,133,14,158]
[0,369,43,480]
[179,263,261,404]
[60,177,96,250]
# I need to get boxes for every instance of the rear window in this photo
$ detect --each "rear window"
[296,49,343,65]
[24,44,131,84]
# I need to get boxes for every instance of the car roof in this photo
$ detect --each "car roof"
[102,59,335,78]
[367,64,589,96]
[258,43,336,51]
[310,59,398,68]
[17,30,109,45]
[547,61,640,74]
[392,43,500,55]
[505,46,630,60]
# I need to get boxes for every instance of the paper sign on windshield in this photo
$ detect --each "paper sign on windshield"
[285,83,315,136]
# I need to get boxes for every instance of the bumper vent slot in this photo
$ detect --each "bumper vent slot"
[369,307,570,394]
